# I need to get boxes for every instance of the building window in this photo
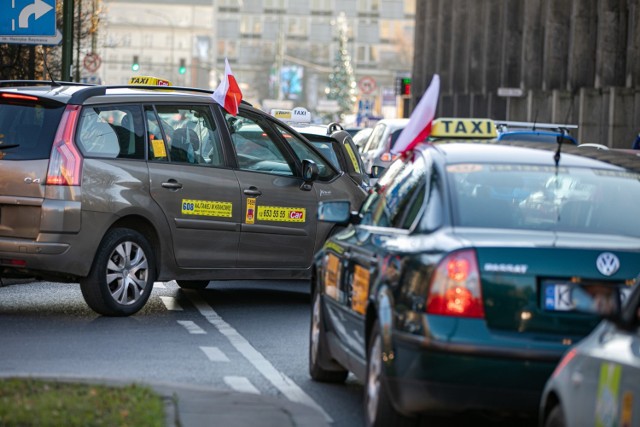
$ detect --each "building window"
[241,15,263,35]
[358,0,380,12]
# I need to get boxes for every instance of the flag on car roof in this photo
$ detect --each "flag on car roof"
[391,74,440,155]
[212,58,243,116]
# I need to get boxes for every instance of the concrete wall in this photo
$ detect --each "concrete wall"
[411,0,640,147]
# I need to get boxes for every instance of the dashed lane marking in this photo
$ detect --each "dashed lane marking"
[200,346,230,362]
[184,290,333,423]
[160,296,183,311]
[224,376,260,394]
[177,320,206,334]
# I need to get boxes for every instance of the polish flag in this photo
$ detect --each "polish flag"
[212,58,243,116]
[391,74,440,155]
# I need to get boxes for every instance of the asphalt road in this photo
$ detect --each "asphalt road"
[0,278,536,427]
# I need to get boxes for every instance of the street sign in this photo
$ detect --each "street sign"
[358,76,377,95]
[83,53,102,73]
[0,29,62,46]
[497,87,524,97]
[0,0,59,45]
[0,0,56,36]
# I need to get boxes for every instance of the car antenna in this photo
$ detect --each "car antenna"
[554,128,566,168]
[41,46,61,87]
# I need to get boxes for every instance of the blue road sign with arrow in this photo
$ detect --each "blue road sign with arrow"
[0,0,56,36]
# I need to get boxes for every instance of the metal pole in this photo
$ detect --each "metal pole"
[62,0,74,81]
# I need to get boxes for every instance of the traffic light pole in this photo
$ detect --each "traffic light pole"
[62,0,74,81]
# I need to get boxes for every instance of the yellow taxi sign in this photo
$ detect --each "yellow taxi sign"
[128,76,172,86]
[270,107,311,124]
[430,118,497,139]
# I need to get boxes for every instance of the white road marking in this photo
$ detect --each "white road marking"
[224,376,260,394]
[153,282,166,289]
[177,320,206,334]
[185,290,333,423]
[160,296,183,311]
[200,346,230,362]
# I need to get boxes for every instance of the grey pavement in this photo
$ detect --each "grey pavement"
[1,375,330,427]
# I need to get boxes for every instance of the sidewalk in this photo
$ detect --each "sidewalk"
[152,381,330,427]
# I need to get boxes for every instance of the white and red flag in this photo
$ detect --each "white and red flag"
[212,58,243,116]
[391,74,440,155]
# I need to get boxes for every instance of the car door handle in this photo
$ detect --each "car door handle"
[244,187,262,196]
[161,179,183,190]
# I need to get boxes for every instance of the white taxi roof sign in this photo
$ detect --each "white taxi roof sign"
[430,118,497,139]
[128,76,173,86]
[270,107,311,124]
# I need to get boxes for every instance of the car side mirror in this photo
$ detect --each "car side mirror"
[301,159,319,191]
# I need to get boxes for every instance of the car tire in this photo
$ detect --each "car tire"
[308,289,349,383]
[545,404,566,427]
[176,280,210,289]
[80,228,155,317]
[364,323,417,427]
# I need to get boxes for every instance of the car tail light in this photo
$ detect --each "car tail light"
[426,249,485,318]
[1,93,39,102]
[379,152,398,162]
[46,105,82,186]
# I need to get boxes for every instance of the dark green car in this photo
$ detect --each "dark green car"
[308,140,640,426]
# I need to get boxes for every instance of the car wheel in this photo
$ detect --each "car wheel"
[80,228,155,317]
[545,404,566,427]
[364,323,416,427]
[176,280,210,289]
[309,290,349,382]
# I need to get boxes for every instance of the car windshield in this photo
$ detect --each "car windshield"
[447,163,640,237]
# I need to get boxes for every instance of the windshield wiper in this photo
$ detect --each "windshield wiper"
[0,144,20,150]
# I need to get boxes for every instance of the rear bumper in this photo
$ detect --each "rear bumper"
[385,330,564,415]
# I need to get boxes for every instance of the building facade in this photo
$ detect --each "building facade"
[97,0,415,120]
[411,0,640,147]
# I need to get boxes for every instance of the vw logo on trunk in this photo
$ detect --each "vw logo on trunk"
[596,252,620,276]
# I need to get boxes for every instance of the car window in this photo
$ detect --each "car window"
[154,105,223,166]
[447,163,640,236]
[76,105,145,159]
[0,100,64,160]
[363,123,386,153]
[226,112,293,176]
[145,107,169,162]
[359,157,425,229]
[276,124,337,180]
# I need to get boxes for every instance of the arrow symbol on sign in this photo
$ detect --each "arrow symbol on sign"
[19,0,53,29]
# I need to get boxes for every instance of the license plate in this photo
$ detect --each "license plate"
[542,281,631,312]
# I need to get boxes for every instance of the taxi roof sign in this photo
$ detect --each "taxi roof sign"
[430,118,497,139]
[128,76,172,86]
[270,107,311,124]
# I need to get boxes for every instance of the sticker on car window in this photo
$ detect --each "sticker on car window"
[344,143,361,173]
[181,199,232,218]
[324,253,340,299]
[595,363,621,426]
[245,197,255,224]
[351,265,370,315]
[257,206,306,222]
[152,139,167,158]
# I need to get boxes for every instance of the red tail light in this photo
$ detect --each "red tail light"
[426,249,485,318]
[551,348,577,378]
[46,105,82,186]
[1,93,39,102]
[379,152,398,162]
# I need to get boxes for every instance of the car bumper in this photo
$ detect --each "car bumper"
[385,329,563,415]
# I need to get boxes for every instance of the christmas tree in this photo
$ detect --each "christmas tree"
[327,13,357,120]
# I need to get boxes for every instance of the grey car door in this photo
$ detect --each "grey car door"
[223,110,319,269]
[146,104,242,268]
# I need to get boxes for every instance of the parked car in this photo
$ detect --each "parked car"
[359,118,409,175]
[272,108,369,189]
[0,80,366,316]
[352,127,373,153]
[496,121,578,145]
[308,139,640,426]
[539,275,640,427]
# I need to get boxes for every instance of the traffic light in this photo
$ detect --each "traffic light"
[400,77,411,96]
[131,55,140,72]
[179,58,186,75]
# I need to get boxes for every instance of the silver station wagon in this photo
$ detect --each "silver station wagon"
[0,80,366,316]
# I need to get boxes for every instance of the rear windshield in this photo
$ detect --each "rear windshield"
[0,101,65,160]
[447,163,640,237]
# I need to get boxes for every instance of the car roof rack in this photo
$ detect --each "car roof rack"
[495,121,578,133]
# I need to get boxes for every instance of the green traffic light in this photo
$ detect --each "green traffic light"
[179,66,186,75]
[132,63,140,71]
